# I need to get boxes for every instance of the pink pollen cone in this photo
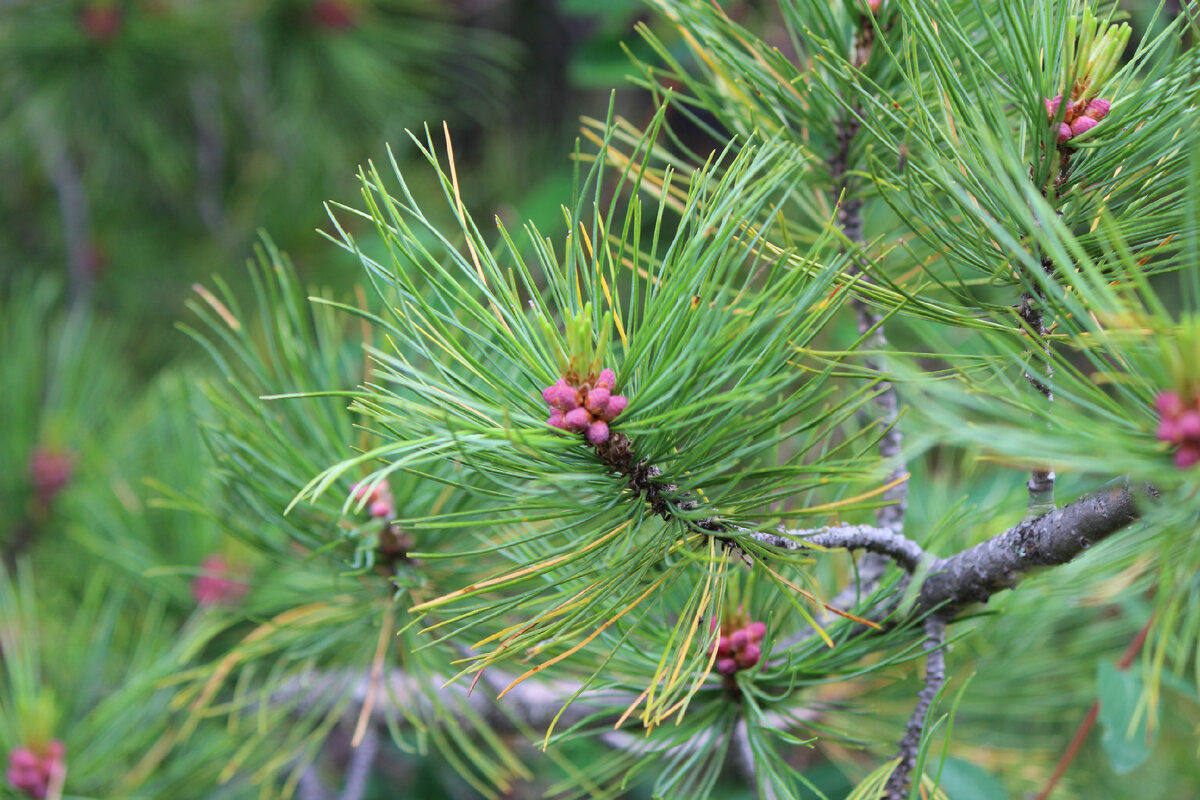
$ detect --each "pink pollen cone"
[600,394,627,421]
[716,636,731,657]
[543,379,580,411]
[1156,391,1183,416]
[1044,95,1062,118]
[1178,411,1200,439]
[369,500,393,518]
[716,657,738,675]
[738,642,762,668]
[747,621,766,641]
[1158,418,1182,443]
[1070,116,1098,137]
[1084,98,1110,120]
[563,407,591,432]
[547,410,566,429]
[596,369,616,392]
[1057,122,1073,144]
[730,628,749,651]
[1175,443,1200,468]
[586,420,610,444]
[586,387,610,414]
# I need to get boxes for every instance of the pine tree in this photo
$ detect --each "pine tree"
[4,1,1200,799]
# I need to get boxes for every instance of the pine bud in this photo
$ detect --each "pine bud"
[738,643,762,669]
[1057,123,1073,144]
[716,657,739,676]
[586,420,610,445]
[543,379,581,411]
[1044,95,1063,118]
[1084,98,1111,120]
[563,407,591,432]
[596,368,617,392]
[586,387,611,414]
[547,410,567,430]
[1070,116,1098,138]
[730,628,749,651]
[1179,410,1200,439]
[1156,391,1183,416]
[1176,444,1200,468]
[192,555,249,607]
[601,394,628,421]
[747,621,766,641]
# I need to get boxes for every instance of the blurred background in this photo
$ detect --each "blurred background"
[0,2,1193,799]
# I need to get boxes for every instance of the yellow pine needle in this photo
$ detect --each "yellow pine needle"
[499,567,678,700]
[177,601,343,739]
[660,541,720,701]
[351,603,395,746]
[470,580,601,651]
[443,122,512,336]
[795,472,910,514]
[411,523,629,613]
[192,284,241,330]
[615,684,654,730]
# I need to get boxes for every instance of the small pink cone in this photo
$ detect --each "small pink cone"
[1177,411,1200,439]
[369,500,393,518]
[1174,443,1200,468]
[563,407,591,432]
[716,657,739,675]
[716,636,731,657]
[1070,116,1098,137]
[586,420,610,444]
[1156,391,1183,416]
[1084,98,1110,120]
[747,621,766,641]
[596,369,616,392]
[1158,418,1182,443]
[1057,122,1073,144]
[547,410,567,430]
[601,394,628,421]
[1044,95,1062,118]
[586,387,610,414]
[730,628,749,651]
[738,643,762,668]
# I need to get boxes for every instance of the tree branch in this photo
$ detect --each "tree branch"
[749,525,925,572]
[915,483,1141,619]
[883,616,947,800]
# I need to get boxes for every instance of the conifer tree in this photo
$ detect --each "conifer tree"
[4,1,1200,799]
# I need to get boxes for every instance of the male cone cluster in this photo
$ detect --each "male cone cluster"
[352,480,396,519]
[1046,94,1111,145]
[1156,391,1200,468]
[713,619,767,676]
[6,741,65,799]
[542,368,628,445]
[192,555,249,607]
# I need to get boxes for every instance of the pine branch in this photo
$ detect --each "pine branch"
[1018,260,1057,517]
[29,110,94,308]
[915,482,1143,618]
[340,723,378,800]
[749,525,925,572]
[883,615,947,800]
[834,10,909,539]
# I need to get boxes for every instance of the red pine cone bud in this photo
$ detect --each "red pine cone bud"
[563,407,591,432]
[1084,98,1111,120]
[586,420,610,444]
[1070,116,1098,137]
